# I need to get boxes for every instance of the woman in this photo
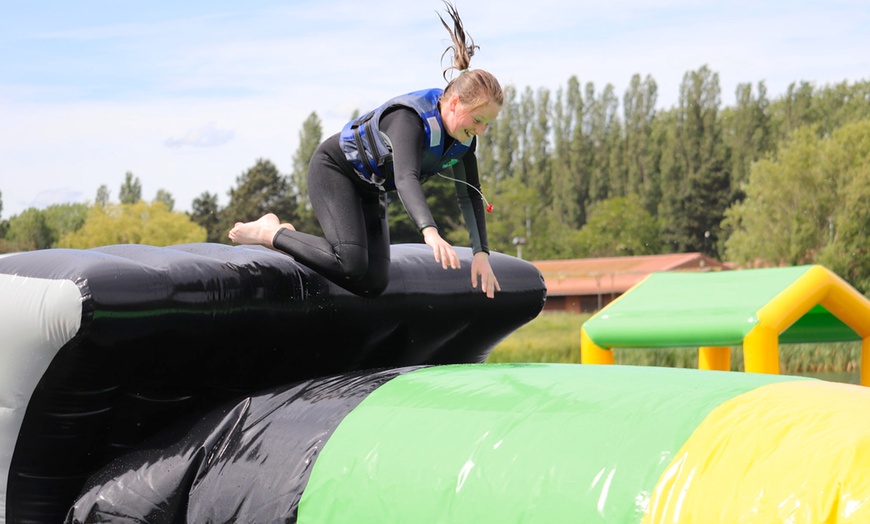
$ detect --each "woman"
[229,2,503,298]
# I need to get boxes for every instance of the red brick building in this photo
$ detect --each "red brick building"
[531,253,728,313]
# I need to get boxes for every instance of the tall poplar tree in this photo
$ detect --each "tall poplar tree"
[661,65,729,256]
[516,86,536,186]
[119,172,142,205]
[550,77,584,228]
[154,189,175,212]
[492,85,519,186]
[723,81,772,192]
[623,74,658,202]
[775,81,816,141]
[585,83,620,203]
[95,185,110,207]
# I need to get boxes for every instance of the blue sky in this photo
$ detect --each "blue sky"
[1,0,868,219]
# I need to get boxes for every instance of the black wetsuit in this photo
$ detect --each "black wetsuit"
[273,107,490,297]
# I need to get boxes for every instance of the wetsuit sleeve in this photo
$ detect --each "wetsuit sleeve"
[380,109,437,232]
[452,142,491,255]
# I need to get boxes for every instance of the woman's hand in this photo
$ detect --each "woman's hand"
[471,251,500,299]
[422,227,461,270]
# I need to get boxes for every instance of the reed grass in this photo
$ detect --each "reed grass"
[486,311,862,374]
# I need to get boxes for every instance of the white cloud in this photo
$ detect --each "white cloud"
[164,122,235,148]
[29,188,89,210]
[1,0,868,220]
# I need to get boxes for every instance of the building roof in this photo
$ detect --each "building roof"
[531,253,727,297]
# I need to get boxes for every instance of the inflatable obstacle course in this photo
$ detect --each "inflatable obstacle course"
[67,364,870,523]
[5,243,870,523]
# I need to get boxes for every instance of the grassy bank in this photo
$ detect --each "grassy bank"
[486,311,862,374]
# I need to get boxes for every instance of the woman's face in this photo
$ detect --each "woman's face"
[441,94,501,142]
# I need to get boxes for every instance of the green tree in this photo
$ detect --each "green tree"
[220,158,296,242]
[0,189,6,241]
[190,191,223,243]
[660,65,729,257]
[393,175,464,245]
[529,87,552,204]
[0,237,15,254]
[724,125,834,266]
[569,80,592,226]
[623,74,658,202]
[290,112,324,235]
[3,203,88,251]
[119,172,142,204]
[58,201,206,248]
[565,195,662,257]
[772,80,817,141]
[815,80,870,134]
[606,97,626,198]
[492,85,519,187]
[816,120,870,293]
[586,82,620,203]
[96,185,111,207]
[468,175,536,257]
[516,86,536,185]
[550,76,584,228]
[154,189,175,211]
[724,82,772,190]
[42,203,88,240]
[5,208,54,250]
[476,85,522,252]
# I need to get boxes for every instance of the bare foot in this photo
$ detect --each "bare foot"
[228,213,289,247]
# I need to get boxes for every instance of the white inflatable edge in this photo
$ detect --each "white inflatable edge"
[0,274,83,523]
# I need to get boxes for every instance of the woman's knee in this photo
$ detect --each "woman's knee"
[336,244,389,296]
[336,243,369,280]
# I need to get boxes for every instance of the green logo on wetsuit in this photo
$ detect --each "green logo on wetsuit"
[441,159,459,169]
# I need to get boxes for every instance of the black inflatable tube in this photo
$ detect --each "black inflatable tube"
[66,367,418,523]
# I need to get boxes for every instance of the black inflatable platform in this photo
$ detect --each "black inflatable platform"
[0,243,545,523]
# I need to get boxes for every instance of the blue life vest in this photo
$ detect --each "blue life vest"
[339,88,474,190]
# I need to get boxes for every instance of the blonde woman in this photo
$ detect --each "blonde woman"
[230,2,502,298]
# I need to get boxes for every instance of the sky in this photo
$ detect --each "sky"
[1,0,868,220]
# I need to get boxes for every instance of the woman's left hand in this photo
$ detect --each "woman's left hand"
[471,252,500,299]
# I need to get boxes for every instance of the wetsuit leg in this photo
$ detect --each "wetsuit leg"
[272,147,390,297]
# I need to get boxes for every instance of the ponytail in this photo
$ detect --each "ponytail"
[438,1,477,78]
[438,1,504,109]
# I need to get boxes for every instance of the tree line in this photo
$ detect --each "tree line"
[1,65,869,293]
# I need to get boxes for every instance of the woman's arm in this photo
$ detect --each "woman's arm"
[453,151,499,297]
[382,109,437,231]
[383,108,461,270]
[451,145,490,255]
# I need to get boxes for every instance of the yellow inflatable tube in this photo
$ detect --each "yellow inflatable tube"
[645,379,870,523]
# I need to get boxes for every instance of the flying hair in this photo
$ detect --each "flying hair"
[438,1,478,79]
[437,1,504,109]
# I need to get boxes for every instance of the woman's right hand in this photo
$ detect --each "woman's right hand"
[422,227,461,270]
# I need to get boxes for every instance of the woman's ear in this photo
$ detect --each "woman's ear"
[447,93,460,111]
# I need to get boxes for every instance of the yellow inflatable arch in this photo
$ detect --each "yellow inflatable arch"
[581,265,870,384]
